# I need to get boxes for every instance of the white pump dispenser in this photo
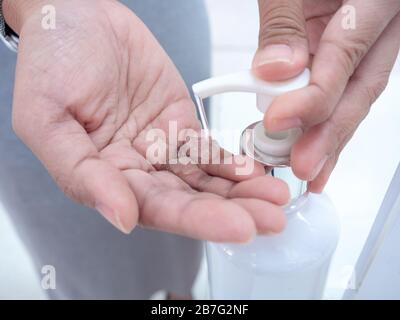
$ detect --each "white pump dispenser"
[193,69,309,166]
[193,69,340,300]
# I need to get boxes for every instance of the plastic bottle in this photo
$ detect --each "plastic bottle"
[207,191,339,299]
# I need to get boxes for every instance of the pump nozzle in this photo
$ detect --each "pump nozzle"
[192,69,310,167]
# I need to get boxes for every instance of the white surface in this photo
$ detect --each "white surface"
[355,211,400,299]
[344,164,400,299]
[0,0,400,299]
[354,190,400,299]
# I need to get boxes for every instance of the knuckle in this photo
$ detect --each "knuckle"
[321,36,372,76]
[54,170,78,201]
[302,84,333,126]
[61,183,75,200]
[361,71,391,105]
[324,70,391,148]
[345,36,373,67]
[328,115,356,146]
[259,2,306,43]
[334,121,353,144]
[54,172,75,199]
[314,102,333,124]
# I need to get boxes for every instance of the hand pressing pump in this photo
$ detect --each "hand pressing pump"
[193,69,340,299]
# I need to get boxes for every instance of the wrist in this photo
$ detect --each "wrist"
[3,0,48,34]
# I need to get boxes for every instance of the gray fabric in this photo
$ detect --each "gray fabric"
[0,0,210,299]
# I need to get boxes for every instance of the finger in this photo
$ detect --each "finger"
[123,169,257,242]
[291,13,400,186]
[228,176,290,206]
[252,0,309,81]
[307,155,338,194]
[264,0,400,131]
[12,110,139,234]
[303,0,343,54]
[166,162,290,206]
[303,0,342,19]
[200,154,266,182]
[233,198,286,234]
[179,135,267,181]
[167,162,236,196]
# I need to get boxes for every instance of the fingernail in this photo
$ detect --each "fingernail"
[95,203,129,234]
[309,155,328,181]
[270,117,302,131]
[256,44,294,66]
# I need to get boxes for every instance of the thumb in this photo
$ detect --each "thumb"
[252,0,309,81]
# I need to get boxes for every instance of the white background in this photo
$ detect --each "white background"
[1,0,400,299]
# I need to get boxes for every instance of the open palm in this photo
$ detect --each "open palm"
[12,0,289,241]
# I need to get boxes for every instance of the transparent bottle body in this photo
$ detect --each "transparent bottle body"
[207,193,340,300]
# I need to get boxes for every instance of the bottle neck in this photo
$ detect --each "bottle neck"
[270,166,306,201]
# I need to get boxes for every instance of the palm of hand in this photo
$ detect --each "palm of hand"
[13,0,288,241]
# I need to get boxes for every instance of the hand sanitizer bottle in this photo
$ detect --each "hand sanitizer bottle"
[193,69,340,299]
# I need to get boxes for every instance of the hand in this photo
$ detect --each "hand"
[4,0,289,241]
[252,0,400,192]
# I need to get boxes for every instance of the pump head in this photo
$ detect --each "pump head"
[192,69,310,167]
